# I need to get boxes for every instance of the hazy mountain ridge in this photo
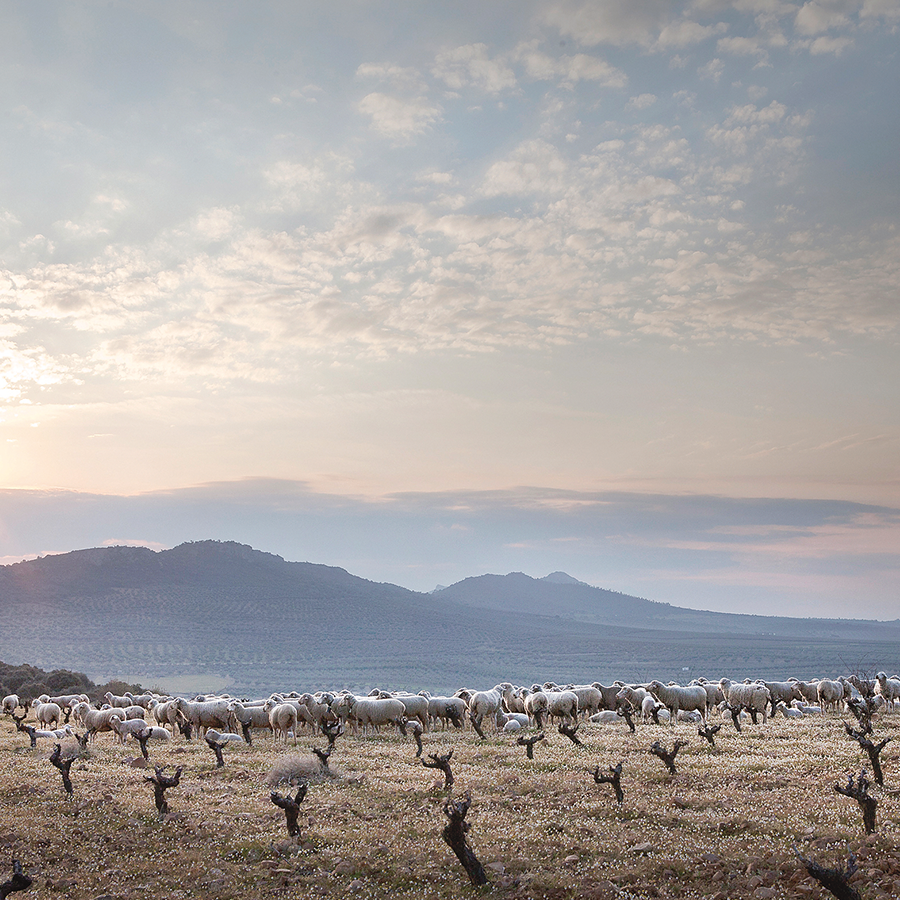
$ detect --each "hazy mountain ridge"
[0,540,896,694]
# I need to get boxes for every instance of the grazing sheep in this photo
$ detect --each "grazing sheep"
[109,715,157,745]
[347,696,406,734]
[760,681,803,717]
[568,685,602,717]
[227,700,274,740]
[72,702,127,738]
[591,682,625,712]
[467,687,504,731]
[719,679,770,724]
[690,679,726,713]
[790,679,821,705]
[265,700,299,743]
[174,697,231,738]
[391,692,430,731]
[816,679,848,713]
[616,685,651,721]
[31,701,62,731]
[875,672,900,710]
[426,695,466,730]
[545,689,579,726]
[648,681,708,725]
[2,694,20,714]
[524,690,549,728]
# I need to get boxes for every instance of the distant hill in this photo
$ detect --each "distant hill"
[434,571,900,640]
[1,541,897,695]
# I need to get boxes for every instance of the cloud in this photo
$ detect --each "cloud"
[357,93,442,141]
[432,44,518,93]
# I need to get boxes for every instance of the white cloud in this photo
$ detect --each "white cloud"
[432,44,518,93]
[627,93,658,110]
[358,92,442,141]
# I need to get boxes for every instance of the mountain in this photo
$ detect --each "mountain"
[1,541,897,695]
[435,571,899,640]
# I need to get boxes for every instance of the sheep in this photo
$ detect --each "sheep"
[391,692,430,731]
[759,681,803,717]
[719,678,770,724]
[109,715,157,745]
[875,672,900,710]
[647,681,708,725]
[426,695,466,730]
[615,685,650,718]
[347,696,406,735]
[31,701,62,731]
[774,701,803,719]
[690,679,726,713]
[72,702,127,738]
[205,728,244,744]
[1,694,20,714]
[227,700,274,740]
[816,678,847,713]
[790,701,823,715]
[174,697,231,738]
[588,710,629,725]
[591,682,625,711]
[47,693,90,716]
[467,687,504,731]
[790,679,821,705]
[568,684,602,717]
[524,690,549,728]
[130,725,170,742]
[103,691,133,709]
[264,699,299,743]
[545,689,579,726]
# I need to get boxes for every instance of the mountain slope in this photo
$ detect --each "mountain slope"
[1,542,897,694]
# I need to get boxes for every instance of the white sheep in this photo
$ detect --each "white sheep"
[347,696,406,734]
[264,699,299,742]
[816,679,848,713]
[31,700,62,731]
[466,687,504,732]
[1,694,20,714]
[425,695,466,730]
[774,701,803,719]
[875,672,900,710]
[545,689,579,726]
[718,679,770,724]
[174,697,231,738]
[647,681,708,725]
[524,690,549,728]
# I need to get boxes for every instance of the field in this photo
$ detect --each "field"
[1,711,899,899]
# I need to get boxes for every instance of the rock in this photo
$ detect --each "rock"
[334,860,355,876]
[754,888,777,900]
[701,852,722,864]
[629,843,654,854]
[486,862,506,874]
[349,879,364,891]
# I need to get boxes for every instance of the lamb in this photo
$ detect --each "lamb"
[588,710,629,725]
[1,694,20,714]
[760,681,803,717]
[205,728,244,744]
[718,679,770,724]
[648,681,708,725]
[774,701,803,719]
[875,672,900,710]
[109,715,158,744]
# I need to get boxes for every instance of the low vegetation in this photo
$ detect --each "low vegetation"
[0,660,144,707]
[1,704,899,898]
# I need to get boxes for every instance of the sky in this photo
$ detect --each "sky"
[0,1,898,620]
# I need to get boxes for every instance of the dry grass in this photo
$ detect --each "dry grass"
[1,712,899,899]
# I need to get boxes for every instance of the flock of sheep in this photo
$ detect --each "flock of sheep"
[5,670,900,748]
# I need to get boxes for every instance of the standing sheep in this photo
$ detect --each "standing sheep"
[648,682,707,725]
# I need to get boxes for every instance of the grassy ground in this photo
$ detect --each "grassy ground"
[1,710,899,899]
